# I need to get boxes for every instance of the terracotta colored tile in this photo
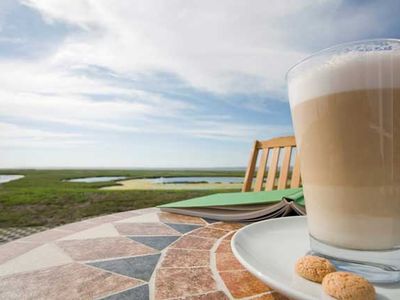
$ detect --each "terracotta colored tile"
[19,229,73,243]
[216,252,244,271]
[188,227,229,240]
[178,291,229,299]
[158,212,206,225]
[222,232,235,241]
[171,235,216,251]
[114,223,180,236]
[0,241,41,265]
[161,249,210,268]
[216,240,232,253]
[57,237,157,261]
[208,222,243,231]
[219,270,271,298]
[0,262,141,300]
[155,267,216,299]
[252,292,290,300]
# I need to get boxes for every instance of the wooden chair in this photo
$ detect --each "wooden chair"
[242,136,301,192]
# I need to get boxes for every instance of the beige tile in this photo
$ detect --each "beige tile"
[114,223,180,236]
[0,243,73,276]
[57,237,157,261]
[0,263,141,300]
[20,229,74,243]
[87,215,122,224]
[0,241,41,265]
[55,221,97,232]
[115,212,160,224]
[59,223,120,241]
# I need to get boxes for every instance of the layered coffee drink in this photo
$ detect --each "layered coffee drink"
[289,48,400,251]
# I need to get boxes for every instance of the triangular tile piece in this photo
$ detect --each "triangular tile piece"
[202,218,220,224]
[115,213,160,223]
[164,223,202,234]
[59,223,120,240]
[88,254,160,281]
[0,243,73,276]
[129,236,179,250]
[101,284,149,300]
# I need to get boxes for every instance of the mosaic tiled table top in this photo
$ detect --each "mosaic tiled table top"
[0,208,289,300]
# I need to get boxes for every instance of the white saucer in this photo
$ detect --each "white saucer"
[231,216,400,300]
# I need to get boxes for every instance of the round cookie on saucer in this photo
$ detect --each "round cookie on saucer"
[322,271,375,300]
[295,255,336,283]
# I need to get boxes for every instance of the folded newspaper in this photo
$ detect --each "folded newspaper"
[159,188,305,222]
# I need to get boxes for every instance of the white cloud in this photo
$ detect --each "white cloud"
[0,59,193,134]
[0,122,91,148]
[22,0,394,96]
[178,119,292,141]
[1,0,397,166]
[22,0,318,95]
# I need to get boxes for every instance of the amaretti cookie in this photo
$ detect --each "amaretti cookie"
[322,271,375,300]
[295,255,336,283]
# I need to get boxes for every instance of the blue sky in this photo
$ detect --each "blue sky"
[0,0,399,168]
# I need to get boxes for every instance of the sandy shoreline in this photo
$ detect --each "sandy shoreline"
[102,178,242,190]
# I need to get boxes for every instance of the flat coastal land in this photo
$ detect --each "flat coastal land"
[0,169,243,228]
[103,178,243,190]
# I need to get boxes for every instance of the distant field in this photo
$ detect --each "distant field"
[0,169,243,227]
[103,178,243,190]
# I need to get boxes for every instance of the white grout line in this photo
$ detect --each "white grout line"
[239,290,276,300]
[148,240,169,299]
[82,251,161,264]
[84,262,147,283]
[210,230,236,299]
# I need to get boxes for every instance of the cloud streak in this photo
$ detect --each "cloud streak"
[1,0,399,166]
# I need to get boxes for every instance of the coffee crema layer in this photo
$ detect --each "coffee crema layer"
[292,88,400,250]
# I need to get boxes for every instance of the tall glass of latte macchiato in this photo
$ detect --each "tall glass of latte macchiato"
[287,39,400,283]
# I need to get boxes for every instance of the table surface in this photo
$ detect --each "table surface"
[0,207,288,300]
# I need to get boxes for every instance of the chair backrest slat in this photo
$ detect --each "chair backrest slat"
[265,147,280,190]
[254,149,269,192]
[278,146,292,190]
[242,136,301,192]
[290,153,301,188]
[242,141,259,192]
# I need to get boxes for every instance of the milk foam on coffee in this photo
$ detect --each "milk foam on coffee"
[289,51,400,250]
[289,51,400,107]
